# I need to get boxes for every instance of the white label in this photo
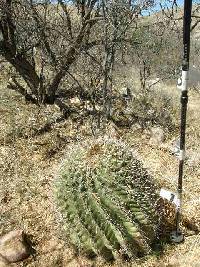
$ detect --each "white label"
[181,70,189,91]
[160,188,180,208]
[160,188,175,201]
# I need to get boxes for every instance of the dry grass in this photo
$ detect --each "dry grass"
[0,73,200,267]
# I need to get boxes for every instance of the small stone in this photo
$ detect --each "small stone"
[0,230,31,263]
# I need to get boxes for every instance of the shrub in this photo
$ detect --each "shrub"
[131,89,178,132]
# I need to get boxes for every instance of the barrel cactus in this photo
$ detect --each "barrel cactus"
[55,139,175,261]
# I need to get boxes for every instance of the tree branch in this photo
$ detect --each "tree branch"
[7,77,38,104]
[58,0,73,39]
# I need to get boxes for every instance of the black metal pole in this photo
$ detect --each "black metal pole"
[174,0,192,241]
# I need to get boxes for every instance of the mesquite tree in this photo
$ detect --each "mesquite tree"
[0,0,154,116]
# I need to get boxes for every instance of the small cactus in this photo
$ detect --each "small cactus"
[56,139,174,260]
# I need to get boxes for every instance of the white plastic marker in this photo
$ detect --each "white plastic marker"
[160,189,180,209]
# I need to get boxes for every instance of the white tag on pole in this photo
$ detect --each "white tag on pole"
[160,188,180,208]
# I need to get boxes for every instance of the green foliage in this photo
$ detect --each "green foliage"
[56,140,167,261]
[131,21,182,80]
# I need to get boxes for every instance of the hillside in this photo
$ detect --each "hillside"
[0,68,200,266]
[0,2,200,267]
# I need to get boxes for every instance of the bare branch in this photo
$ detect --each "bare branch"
[58,0,73,39]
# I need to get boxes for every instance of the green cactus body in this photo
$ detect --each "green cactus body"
[87,194,127,251]
[57,192,97,257]
[94,181,150,256]
[56,140,168,261]
[93,170,156,241]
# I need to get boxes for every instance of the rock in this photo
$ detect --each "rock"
[0,230,31,263]
[149,126,165,145]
